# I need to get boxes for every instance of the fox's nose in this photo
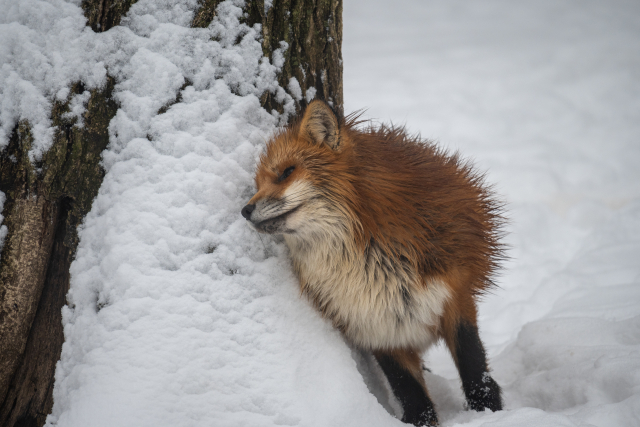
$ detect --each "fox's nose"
[241,204,256,220]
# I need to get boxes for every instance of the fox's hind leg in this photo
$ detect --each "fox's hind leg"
[373,348,438,426]
[441,297,503,412]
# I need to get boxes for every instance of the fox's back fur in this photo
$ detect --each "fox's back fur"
[243,101,505,425]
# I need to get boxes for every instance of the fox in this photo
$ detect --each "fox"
[241,100,505,426]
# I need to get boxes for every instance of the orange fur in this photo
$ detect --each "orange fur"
[243,100,506,424]
[253,101,505,298]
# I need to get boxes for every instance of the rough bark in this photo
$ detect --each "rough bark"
[0,79,117,426]
[82,0,138,32]
[259,0,343,118]
[193,0,344,119]
[0,178,59,417]
[0,199,67,427]
[0,1,342,425]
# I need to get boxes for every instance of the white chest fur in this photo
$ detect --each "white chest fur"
[285,232,451,351]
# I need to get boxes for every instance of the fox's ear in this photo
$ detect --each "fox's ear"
[300,100,341,151]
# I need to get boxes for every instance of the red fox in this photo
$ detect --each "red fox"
[241,100,505,426]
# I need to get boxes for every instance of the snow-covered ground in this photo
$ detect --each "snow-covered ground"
[0,0,638,426]
[344,1,640,425]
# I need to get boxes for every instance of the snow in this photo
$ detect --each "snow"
[305,86,317,104]
[0,0,106,161]
[264,0,273,15]
[0,0,638,426]
[287,77,302,101]
[0,190,7,257]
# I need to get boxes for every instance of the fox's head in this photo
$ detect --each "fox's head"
[241,100,357,239]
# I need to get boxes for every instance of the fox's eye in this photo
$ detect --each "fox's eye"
[278,166,295,182]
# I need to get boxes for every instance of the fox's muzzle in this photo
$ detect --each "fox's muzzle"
[241,204,255,220]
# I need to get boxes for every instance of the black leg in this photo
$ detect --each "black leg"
[374,352,438,426]
[454,321,503,412]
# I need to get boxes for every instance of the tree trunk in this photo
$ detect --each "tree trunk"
[0,1,342,426]
[194,0,343,118]
[0,79,118,427]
